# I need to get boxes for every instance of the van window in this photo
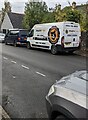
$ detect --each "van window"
[29,29,34,37]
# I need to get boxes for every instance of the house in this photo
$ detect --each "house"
[1,12,24,33]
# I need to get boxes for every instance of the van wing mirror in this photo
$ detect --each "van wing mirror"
[27,29,34,37]
[27,32,31,37]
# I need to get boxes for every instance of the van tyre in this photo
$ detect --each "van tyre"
[27,42,31,49]
[55,115,67,120]
[51,45,58,55]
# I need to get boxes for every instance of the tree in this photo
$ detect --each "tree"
[1,1,11,22]
[23,0,48,29]
[3,1,11,13]
[85,3,88,31]
[65,9,81,23]
[54,4,66,22]
[54,2,82,23]
[42,11,55,23]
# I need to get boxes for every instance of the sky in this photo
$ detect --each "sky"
[0,0,87,13]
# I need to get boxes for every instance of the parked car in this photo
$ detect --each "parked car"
[46,70,88,120]
[5,29,28,47]
[0,33,5,43]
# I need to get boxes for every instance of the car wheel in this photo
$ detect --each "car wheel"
[27,42,31,49]
[51,45,58,55]
[55,115,67,120]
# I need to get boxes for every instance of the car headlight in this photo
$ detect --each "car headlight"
[48,85,55,96]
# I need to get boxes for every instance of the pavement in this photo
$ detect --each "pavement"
[75,49,88,57]
[0,43,86,119]
[0,105,11,120]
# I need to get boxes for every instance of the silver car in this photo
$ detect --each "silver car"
[46,70,88,120]
[0,33,5,43]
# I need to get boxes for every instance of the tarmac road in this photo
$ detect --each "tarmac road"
[0,43,86,118]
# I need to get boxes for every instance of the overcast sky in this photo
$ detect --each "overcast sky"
[0,0,87,13]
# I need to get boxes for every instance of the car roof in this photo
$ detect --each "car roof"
[56,70,88,96]
[9,29,28,31]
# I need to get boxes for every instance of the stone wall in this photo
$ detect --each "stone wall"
[81,31,88,50]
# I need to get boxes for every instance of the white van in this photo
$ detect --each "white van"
[27,21,81,54]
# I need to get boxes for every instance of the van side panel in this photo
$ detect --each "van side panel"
[29,26,51,50]
[27,22,81,53]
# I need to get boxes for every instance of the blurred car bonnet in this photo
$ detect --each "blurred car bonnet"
[46,70,88,120]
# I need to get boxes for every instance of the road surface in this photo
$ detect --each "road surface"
[0,43,86,118]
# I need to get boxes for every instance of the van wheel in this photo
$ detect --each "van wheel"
[14,41,17,47]
[27,42,31,49]
[51,45,58,55]
[55,115,67,120]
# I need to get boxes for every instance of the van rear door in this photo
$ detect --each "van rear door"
[64,22,80,48]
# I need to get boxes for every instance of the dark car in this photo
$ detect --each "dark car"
[46,70,88,120]
[5,29,28,47]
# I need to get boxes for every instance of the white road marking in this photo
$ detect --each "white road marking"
[21,65,29,70]
[13,76,16,79]
[36,71,46,77]
[3,57,8,60]
[11,61,16,64]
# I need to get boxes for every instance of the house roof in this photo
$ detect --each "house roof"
[8,12,24,29]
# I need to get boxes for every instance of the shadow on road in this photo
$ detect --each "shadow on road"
[4,43,78,56]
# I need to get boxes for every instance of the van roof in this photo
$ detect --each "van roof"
[33,21,79,29]
[34,21,77,26]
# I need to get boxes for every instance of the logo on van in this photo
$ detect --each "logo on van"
[48,26,60,44]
